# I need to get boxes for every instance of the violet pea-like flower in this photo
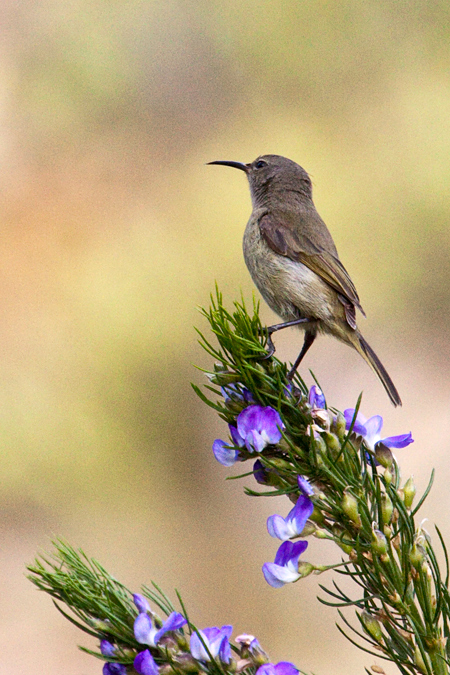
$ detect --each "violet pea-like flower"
[235,634,267,660]
[344,409,414,452]
[267,494,314,541]
[212,405,284,467]
[234,405,285,453]
[103,664,127,675]
[133,593,150,614]
[257,663,299,675]
[134,650,159,675]
[262,540,308,588]
[190,625,233,664]
[212,438,239,467]
[134,610,187,647]
[100,640,116,658]
[308,385,326,410]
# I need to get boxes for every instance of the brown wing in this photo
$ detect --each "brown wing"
[259,213,366,320]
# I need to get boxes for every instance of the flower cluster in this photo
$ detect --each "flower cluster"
[211,381,415,590]
[101,595,299,675]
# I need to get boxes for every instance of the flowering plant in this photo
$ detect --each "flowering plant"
[28,289,449,675]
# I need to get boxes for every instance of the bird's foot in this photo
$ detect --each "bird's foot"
[257,327,276,360]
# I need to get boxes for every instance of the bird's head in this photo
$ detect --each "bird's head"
[208,155,312,207]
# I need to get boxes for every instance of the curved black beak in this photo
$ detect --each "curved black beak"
[207,160,249,173]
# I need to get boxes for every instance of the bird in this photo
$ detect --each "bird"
[208,154,402,407]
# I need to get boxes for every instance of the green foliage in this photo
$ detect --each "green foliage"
[28,539,167,666]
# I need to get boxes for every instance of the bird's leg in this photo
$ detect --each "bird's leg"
[260,317,311,359]
[287,331,316,380]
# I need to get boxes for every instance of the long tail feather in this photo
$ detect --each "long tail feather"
[357,335,402,407]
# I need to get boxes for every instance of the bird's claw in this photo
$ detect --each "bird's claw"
[258,330,276,360]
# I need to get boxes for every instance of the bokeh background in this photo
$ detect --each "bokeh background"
[1,2,450,673]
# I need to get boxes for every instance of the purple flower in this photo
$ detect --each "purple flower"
[235,634,268,661]
[262,540,308,588]
[256,663,299,675]
[235,405,285,453]
[190,625,233,663]
[267,494,314,541]
[212,405,284,467]
[134,611,187,647]
[297,475,314,497]
[134,650,159,675]
[344,409,414,452]
[100,640,116,658]
[134,594,151,614]
[212,439,239,466]
[308,385,326,409]
[103,664,127,675]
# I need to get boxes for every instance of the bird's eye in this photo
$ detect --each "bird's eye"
[254,160,267,169]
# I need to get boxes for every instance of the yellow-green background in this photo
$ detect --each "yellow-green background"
[1,2,450,673]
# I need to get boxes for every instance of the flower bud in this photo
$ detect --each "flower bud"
[323,432,341,456]
[297,561,315,577]
[361,611,383,643]
[332,413,347,441]
[409,543,426,569]
[374,443,393,468]
[403,477,416,509]
[388,591,402,606]
[341,490,361,527]
[371,528,388,556]
[91,618,111,631]
[266,457,292,472]
[313,436,327,467]
[313,528,330,541]
[381,493,393,524]
[383,468,393,486]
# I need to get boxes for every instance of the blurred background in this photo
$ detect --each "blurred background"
[0,1,449,673]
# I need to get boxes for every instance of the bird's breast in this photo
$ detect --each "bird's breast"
[243,216,339,324]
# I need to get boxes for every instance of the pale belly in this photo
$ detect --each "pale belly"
[243,221,346,333]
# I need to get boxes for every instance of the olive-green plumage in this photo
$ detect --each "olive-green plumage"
[208,154,401,407]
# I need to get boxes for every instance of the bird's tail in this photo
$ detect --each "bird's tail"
[356,334,402,407]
